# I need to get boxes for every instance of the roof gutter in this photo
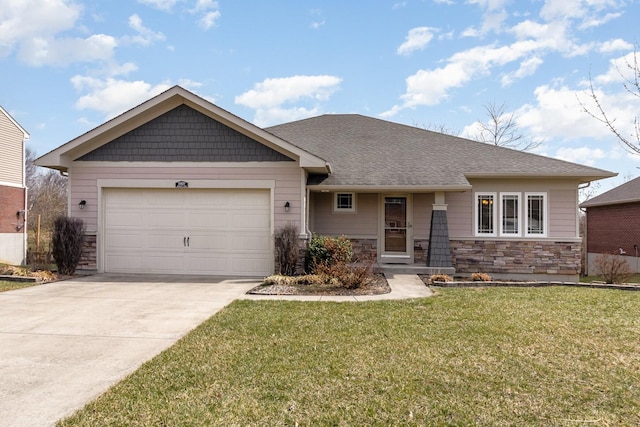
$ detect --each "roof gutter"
[306,184,472,192]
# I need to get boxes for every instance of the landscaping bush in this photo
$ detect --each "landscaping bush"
[314,259,376,289]
[429,273,453,283]
[593,252,632,284]
[52,216,85,276]
[274,223,299,276]
[305,234,352,273]
[471,272,492,282]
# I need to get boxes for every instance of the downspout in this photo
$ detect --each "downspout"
[578,181,590,276]
[305,187,311,238]
[22,136,28,265]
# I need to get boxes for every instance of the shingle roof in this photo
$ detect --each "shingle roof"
[267,114,615,189]
[580,176,640,208]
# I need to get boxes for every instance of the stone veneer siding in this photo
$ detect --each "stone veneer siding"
[78,233,97,271]
[450,239,581,276]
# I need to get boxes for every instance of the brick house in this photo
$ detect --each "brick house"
[581,177,640,274]
[0,105,29,265]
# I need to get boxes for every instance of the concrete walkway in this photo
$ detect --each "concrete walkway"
[0,273,432,427]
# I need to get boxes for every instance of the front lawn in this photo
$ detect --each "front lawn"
[58,287,640,426]
[0,280,37,292]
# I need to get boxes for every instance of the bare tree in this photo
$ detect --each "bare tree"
[25,148,68,235]
[471,101,541,151]
[414,121,459,136]
[580,45,640,155]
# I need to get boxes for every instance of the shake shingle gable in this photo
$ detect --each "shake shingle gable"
[267,114,615,188]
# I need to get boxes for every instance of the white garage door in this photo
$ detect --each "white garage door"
[103,188,272,276]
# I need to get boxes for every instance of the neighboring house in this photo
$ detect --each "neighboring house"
[0,105,29,265]
[36,86,614,280]
[580,177,640,274]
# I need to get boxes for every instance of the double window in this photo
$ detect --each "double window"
[475,192,546,237]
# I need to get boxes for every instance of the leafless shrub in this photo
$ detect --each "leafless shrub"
[593,252,632,284]
[274,223,299,276]
[52,216,85,276]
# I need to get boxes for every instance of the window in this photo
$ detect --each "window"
[475,191,546,238]
[500,193,520,235]
[476,193,496,235]
[333,192,356,213]
[525,192,546,236]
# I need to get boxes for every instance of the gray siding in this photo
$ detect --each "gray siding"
[78,105,294,162]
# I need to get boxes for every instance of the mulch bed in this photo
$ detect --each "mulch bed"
[248,274,391,296]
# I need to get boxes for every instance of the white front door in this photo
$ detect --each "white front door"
[380,194,413,263]
[103,188,272,276]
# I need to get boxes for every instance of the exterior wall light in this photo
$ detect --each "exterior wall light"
[79,200,87,209]
[284,201,290,212]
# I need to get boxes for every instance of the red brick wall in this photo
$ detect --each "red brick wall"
[586,202,640,255]
[0,185,26,233]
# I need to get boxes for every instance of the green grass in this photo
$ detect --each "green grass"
[0,280,37,292]
[58,287,640,426]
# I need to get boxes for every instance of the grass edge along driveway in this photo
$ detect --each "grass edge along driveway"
[58,286,640,426]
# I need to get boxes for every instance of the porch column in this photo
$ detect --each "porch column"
[426,192,453,267]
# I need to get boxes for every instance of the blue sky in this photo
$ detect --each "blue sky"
[1,0,639,195]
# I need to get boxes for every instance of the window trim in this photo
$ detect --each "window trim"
[499,192,521,236]
[333,192,356,213]
[525,192,547,237]
[474,192,497,236]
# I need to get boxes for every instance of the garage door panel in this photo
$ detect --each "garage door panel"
[232,234,271,251]
[144,253,186,270]
[106,212,144,227]
[186,255,229,274]
[189,212,229,228]
[107,232,145,249]
[104,188,272,276]
[232,213,270,228]
[105,254,143,271]
[148,212,186,227]
[146,233,186,249]
[188,234,228,250]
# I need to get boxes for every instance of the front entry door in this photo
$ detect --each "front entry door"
[381,195,413,263]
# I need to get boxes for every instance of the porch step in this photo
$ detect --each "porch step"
[375,263,455,276]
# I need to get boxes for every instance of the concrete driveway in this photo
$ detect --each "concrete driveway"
[0,274,260,427]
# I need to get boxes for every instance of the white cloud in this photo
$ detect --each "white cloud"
[592,51,638,85]
[383,42,540,115]
[501,56,543,86]
[554,146,606,166]
[397,27,436,55]
[516,81,640,149]
[198,11,220,29]
[71,76,173,118]
[137,0,181,11]
[309,8,325,29]
[540,0,624,29]
[0,0,117,66]
[19,33,117,66]
[189,0,220,29]
[598,38,633,53]
[124,14,165,46]
[235,75,342,126]
[579,12,622,29]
